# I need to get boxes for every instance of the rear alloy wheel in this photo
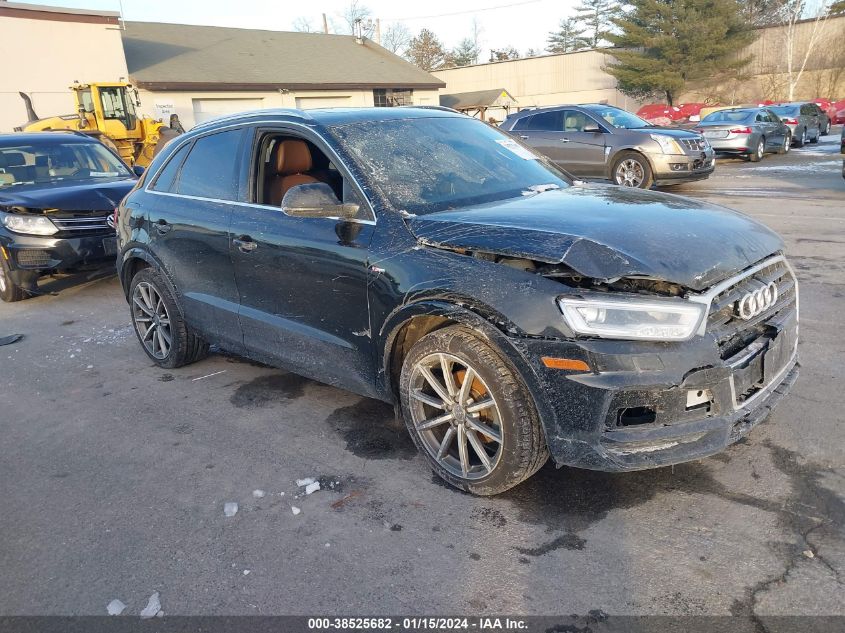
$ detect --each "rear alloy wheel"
[778,131,792,154]
[129,267,208,368]
[795,127,807,147]
[399,326,548,495]
[611,151,653,189]
[810,128,820,143]
[749,138,765,162]
[0,257,26,303]
[822,121,830,136]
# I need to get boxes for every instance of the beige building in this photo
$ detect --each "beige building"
[0,3,444,133]
[433,50,641,114]
[0,2,129,132]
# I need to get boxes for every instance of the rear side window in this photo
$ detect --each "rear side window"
[175,129,244,200]
[523,110,564,131]
[150,142,190,192]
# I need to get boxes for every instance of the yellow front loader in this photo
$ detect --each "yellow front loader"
[18,83,178,168]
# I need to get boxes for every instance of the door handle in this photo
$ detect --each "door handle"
[233,236,258,253]
[559,137,571,142]
[153,219,171,234]
[519,135,530,139]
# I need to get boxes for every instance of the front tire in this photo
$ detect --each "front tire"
[778,131,792,154]
[795,127,807,147]
[399,325,548,495]
[611,151,653,189]
[0,257,26,303]
[129,267,208,368]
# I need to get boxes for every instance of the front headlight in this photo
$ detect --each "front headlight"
[0,212,58,236]
[649,134,684,155]
[558,296,705,341]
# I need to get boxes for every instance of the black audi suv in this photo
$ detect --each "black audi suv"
[116,107,798,495]
[0,132,137,301]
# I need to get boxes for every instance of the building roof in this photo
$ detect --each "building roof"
[122,22,445,91]
[0,1,120,24]
[440,89,517,111]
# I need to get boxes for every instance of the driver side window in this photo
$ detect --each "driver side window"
[252,131,372,221]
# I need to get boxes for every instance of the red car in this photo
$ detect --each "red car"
[833,99,845,125]
[812,98,838,129]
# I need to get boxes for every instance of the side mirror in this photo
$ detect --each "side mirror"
[133,165,145,177]
[583,125,602,133]
[281,183,359,220]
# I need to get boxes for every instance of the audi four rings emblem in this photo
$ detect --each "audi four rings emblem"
[736,282,778,320]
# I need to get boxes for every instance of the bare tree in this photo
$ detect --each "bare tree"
[381,22,412,55]
[292,16,318,32]
[780,0,833,100]
[471,17,483,64]
[334,1,375,38]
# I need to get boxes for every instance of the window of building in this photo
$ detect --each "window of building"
[373,88,414,107]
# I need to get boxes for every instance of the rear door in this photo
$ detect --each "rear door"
[764,109,786,146]
[754,111,776,149]
[145,127,248,353]
[227,125,378,397]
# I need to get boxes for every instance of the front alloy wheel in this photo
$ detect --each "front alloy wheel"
[399,325,548,495]
[408,352,503,480]
[615,158,646,187]
[749,138,765,162]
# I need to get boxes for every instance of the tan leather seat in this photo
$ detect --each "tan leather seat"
[268,140,318,205]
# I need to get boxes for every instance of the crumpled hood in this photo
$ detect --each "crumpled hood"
[0,179,135,213]
[405,185,784,291]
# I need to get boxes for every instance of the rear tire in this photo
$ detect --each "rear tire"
[778,131,792,154]
[399,325,548,495]
[749,138,765,162]
[795,128,807,148]
[810,129,820,143]
[0,257,26,303]
[129,267,208,368]
[611,151,653,189]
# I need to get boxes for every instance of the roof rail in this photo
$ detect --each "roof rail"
[190,108,314,131]
[399,105,458,113]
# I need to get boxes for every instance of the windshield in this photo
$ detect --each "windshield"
[769,105,799,116]
[327,117,570,215]
[0,142,131,188]
[582,106,651,129]
[701,110,754,123]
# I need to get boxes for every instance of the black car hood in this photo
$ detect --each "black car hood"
[0,179,135,212]
[405,185,783,291]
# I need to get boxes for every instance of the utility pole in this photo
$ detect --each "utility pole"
[322,12,328,34]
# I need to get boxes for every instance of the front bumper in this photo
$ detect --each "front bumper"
[0,230,117,285]
[648,149,715,185]
[505,259,799,472]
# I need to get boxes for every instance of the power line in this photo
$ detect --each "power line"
[382,0,544,22]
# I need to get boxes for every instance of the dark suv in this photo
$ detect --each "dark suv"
[0,132,136,301]
[500,104,715,189]
[117,108,798,495]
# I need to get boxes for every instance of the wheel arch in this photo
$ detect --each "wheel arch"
[119,247,165,299]
[606,147,656,181]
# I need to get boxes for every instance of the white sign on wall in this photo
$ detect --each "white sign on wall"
[153,102,175,121]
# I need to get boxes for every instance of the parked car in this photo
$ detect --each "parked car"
[0,132,137,302]
[500,104,715,189]
[833,99,845,125]
[769,102,828,146]
[841,124,845,154]
[117,107,798,495]
[695,107,792,160]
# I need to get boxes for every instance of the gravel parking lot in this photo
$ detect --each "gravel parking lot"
[1,130,843,618]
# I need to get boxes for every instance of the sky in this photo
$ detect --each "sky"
[16,0,579,60]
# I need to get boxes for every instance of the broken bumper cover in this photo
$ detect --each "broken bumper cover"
[509,325,798,472]
[649,149,715,185]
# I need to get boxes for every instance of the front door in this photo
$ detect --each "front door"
[557,110,607,176]
[229,127,377,397]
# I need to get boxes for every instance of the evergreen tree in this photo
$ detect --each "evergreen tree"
[546,17,590,53]
[450,38,480,66]
[405,29,449,71]
[606,0,755,105]
[574,0,620,47]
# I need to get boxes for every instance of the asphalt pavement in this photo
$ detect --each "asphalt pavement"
[0,130,843,618]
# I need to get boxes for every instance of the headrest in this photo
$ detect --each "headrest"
[274,140,312,176]
[1,152,25,167]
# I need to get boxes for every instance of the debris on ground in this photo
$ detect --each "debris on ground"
[243,569,251,575]
[296,477,316,487]
[139,592,161,619]
[291,506,301,516]
[803,549,815,559]
[252,489,265,498]
[383,521,403,531]
[305,481,320,495]
[106,599,126,615]
[0,334,24,347]
[331,491,362,510]
[224,502,238,517]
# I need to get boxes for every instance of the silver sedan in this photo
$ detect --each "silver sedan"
[694,107,791,161]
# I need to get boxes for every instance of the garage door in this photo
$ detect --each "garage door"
[295,96,352,109]
[192,98,265,124]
